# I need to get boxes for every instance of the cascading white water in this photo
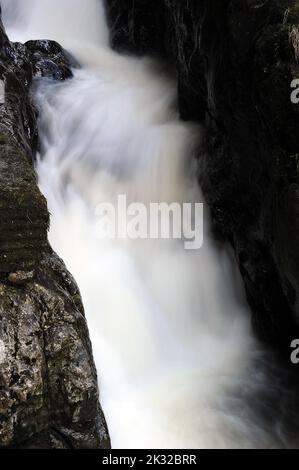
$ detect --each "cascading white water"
[1,0,109,46]
[2,0,293,449]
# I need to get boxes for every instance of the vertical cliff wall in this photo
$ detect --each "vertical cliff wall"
[105,0,299,353]
[0,13,110,448]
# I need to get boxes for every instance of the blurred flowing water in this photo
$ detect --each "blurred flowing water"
[2,0,297,449]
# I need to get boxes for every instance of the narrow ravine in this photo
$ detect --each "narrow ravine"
[2,0,298,449]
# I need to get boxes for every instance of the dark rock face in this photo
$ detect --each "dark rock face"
[0,254,110,449]
[25,40,76,81]
[105,0,299,352]
[0,14,110,449]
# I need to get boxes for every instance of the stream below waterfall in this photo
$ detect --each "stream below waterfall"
[2,0,299,449]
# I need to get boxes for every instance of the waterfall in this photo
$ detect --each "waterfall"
[2,0,295,449]
[1,0,109,46]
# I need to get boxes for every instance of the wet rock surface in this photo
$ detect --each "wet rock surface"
[25,40,76,81]
[0,13,110,449]
[105,0,299,352]
[0,254,110,449]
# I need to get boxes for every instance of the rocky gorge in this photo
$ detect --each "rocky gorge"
[0,0,299,449]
